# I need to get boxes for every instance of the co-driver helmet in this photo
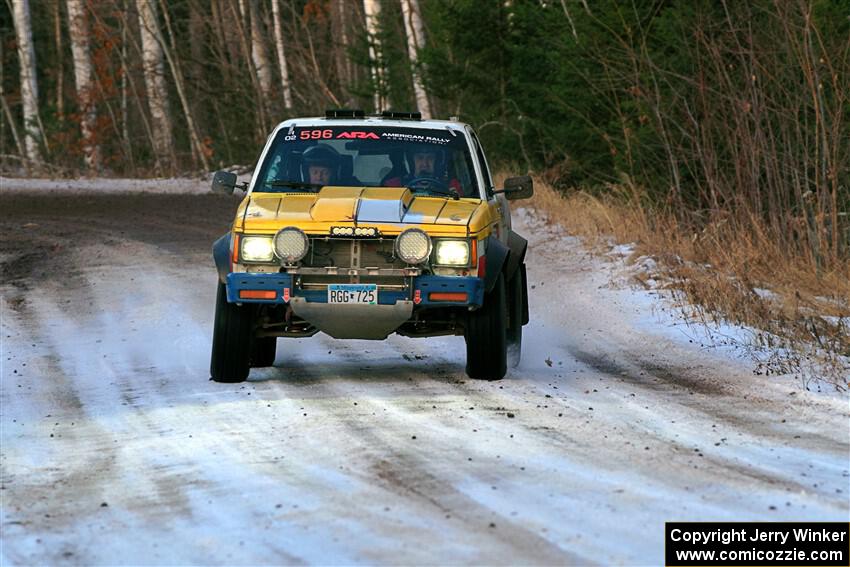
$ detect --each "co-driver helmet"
[405,143,446,178]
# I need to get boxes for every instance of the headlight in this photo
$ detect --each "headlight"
[395,228,432,264]
[273,227,309,263]
[241,236,275,262]
[434,240,470,265]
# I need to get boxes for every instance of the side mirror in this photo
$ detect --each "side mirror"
[496,175,534,200]
[211,170,238,194]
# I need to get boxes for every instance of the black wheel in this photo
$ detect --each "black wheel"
[210,282,255,383]
[465,272,507,380]
[251,336,277,367]
[507,264,525,368]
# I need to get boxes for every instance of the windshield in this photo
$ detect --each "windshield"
[253,125,480,198]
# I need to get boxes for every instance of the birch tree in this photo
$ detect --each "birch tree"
[270,0,293,108]
[136,0,175,172]
[66,0,100,170]
[249,0,273,114]
[11,0,43,166]
[363,0,386,112]
[400,0,431,118]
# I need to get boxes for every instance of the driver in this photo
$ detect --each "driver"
[301,144,340,186]
[384,145,462,196]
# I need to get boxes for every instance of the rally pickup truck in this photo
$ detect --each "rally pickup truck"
[209,109,532,383]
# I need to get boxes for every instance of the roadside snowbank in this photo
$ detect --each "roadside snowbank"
[514,206,849,396]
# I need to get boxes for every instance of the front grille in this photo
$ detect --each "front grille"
[298,274,407,290]
[299,237,408,288]
[305,237,402,270]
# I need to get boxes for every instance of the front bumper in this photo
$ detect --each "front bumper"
[225,272,484,308]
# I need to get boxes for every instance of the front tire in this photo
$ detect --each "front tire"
[465,273,507,380]
[210,282,255,383]
[251,336,277,368]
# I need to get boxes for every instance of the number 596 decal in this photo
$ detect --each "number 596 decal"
[299,129,333,140]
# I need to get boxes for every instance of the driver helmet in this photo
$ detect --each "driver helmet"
[301,144,340,183]
[405,144,446,179]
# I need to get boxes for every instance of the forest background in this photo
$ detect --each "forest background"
[2,0,849,380]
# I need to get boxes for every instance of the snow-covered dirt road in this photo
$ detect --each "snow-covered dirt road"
[1,188,847,565]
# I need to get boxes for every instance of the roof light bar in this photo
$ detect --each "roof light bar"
[325,108,365,119]
[380,110,422,121]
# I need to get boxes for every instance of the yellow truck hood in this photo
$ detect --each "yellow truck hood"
[237,186,492,236]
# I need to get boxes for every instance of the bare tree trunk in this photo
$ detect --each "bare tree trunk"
[249,0,273,116]
[188,2,205,86]
[332,0,353,105]
[238,0,247,24]
[113,4,160,168]
[120,0,128,150]
[136,0,175,173]
[0,40,25,158]
[302,22,342,107]
[400,0,431,118]
[53,1,65,117]
[214,0,240,69]
[270,0,293,109]
[229,0,268,138]
[340,0,353,84]
[157,0,211,172]
[119,0,134,170]
[11,0,43,167]
[363,0,386,112]
[1,92,25,159]
[66,0,101,170]
[558,0,579,41]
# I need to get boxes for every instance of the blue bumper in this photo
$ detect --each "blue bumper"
[226,272,484,307]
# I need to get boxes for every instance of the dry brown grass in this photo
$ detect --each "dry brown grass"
[519,175,850,389]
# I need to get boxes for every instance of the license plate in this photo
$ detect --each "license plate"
[327,283,378,304]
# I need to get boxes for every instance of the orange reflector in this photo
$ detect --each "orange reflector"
[429,292,468,302]
[232,233,240,264]
[239,289,277,300]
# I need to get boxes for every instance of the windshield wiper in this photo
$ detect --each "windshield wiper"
[407,186,460,200]
[266,180,324,192]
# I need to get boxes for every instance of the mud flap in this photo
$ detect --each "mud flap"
[483,231,528,293]
[483,237,509,293]
[213,233,231,284]
[520,263,529,326]
[505,230,528,281]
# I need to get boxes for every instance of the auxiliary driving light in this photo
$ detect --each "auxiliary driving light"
[273,227,309,263]
[331,226,378,237]
[395,228,432,264]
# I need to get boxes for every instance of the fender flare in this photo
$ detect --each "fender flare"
[213,233,232,284]
[483,230,528,293]
[483,237,509,293]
